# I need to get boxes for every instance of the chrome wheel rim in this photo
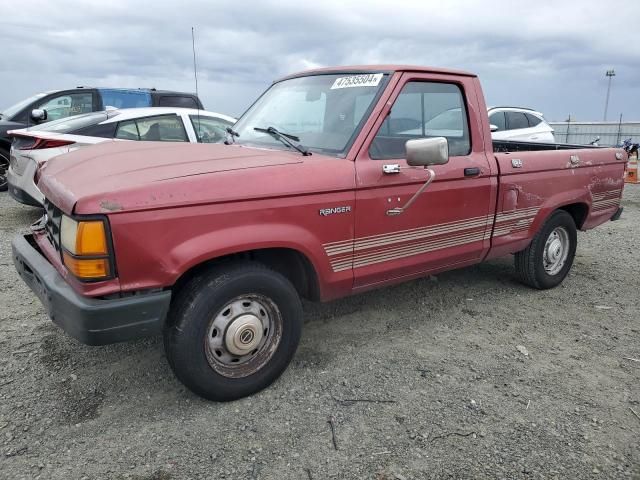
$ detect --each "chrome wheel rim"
[543,226,570,276]
[204,294,282,378]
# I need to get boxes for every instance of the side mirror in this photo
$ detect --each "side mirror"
[406,137,449,167]
[31,109,48,122]
[490,124,499,132]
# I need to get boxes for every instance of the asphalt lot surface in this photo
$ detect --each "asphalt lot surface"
[0,186,639,480]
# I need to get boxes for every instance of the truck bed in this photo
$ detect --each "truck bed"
[493,139,600,153]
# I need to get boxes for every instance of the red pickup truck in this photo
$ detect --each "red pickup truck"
[12,65,626,401]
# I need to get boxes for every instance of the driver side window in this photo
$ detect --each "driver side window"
[37,93,94,122]
[369,81,470,160]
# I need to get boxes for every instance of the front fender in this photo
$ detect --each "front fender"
[168,222,329,281]
[110,201,356,301]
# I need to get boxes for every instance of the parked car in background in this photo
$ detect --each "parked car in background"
[396,106,556,144]
[488,107,555,143]
[7,107,235,206]
[0,87,205,190]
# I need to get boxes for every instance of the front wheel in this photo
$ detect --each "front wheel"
[514,210,577,289]
[163,262,303,401]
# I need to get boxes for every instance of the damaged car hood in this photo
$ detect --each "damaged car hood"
[37,141,308,214]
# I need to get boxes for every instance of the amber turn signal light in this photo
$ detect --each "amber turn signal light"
[62,252,110,279]
[75,221,108,255]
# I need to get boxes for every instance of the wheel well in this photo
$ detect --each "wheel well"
[172,248,321,301]
[559,203,588,229]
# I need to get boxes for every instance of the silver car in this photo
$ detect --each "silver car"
[7,107,235,206]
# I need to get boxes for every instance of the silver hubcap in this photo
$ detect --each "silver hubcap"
[543,227,570,275]
[225,314,263,356]
[205,295,282,378]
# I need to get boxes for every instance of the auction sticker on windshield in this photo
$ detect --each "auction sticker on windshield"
[330,73,383,89]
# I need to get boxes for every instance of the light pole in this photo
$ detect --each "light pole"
[603,69,616,121]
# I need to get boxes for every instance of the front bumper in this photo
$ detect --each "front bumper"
[12,234,172,346]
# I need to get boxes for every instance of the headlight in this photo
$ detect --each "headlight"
[60,215,111,280]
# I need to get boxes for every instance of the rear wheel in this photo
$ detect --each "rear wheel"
[0,148,8,192]
[514,210,577,289]
[163,262,303,401]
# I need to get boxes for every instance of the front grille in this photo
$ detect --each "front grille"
[44,199,63,254]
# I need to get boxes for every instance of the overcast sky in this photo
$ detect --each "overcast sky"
[2,0,639,122]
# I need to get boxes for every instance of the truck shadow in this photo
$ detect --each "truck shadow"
[302,257,520,325]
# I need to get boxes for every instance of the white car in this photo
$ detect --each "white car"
[7,107,236,206]
[396,106,555,146]
[487,107,555,143]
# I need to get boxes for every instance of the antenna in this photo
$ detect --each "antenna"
[191,26,201,141]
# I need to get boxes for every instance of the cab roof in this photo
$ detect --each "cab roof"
[279,64,476,81]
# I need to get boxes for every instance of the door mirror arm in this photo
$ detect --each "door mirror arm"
[385,137,448,216]
[386,168,436,216]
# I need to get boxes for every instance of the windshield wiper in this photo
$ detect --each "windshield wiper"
[224,126,240,145]
[253,126,311,156]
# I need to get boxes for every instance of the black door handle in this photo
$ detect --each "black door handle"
[464,167,480,177]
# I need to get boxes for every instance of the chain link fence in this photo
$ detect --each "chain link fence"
[549,122,640,146]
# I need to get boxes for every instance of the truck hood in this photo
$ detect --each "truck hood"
[38,141,307,214]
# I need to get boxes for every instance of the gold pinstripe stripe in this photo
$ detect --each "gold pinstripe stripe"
[593,200,620,210]
[593,200,620,208]
[593,197,621,204]
[493,218,534,237]
[347,218,490,254]
[333,231,485,265]
[351,228,487,261]
[324,206,541,272]
[323,214,493,250]
[592,190,621,200]
[495,207,539,221]
[593,196,620,201]
[330,230,488,270]
[325,217,491,256]
[347,232,487,269]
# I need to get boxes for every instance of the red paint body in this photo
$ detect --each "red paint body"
[36,66,626,301]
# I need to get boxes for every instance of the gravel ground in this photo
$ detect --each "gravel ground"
[0,186,639,480]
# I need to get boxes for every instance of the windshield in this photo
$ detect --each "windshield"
[24,111,115,133]
[232,73,388,156]
[1,92,48,119]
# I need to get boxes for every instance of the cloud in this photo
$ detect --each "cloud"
[1,0,639,120]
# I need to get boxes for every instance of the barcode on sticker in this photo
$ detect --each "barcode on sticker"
[330,73,383,89]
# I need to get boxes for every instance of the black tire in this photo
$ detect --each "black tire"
[164,262,303,401]
[514,210,577,289]
[0,148,8,192]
